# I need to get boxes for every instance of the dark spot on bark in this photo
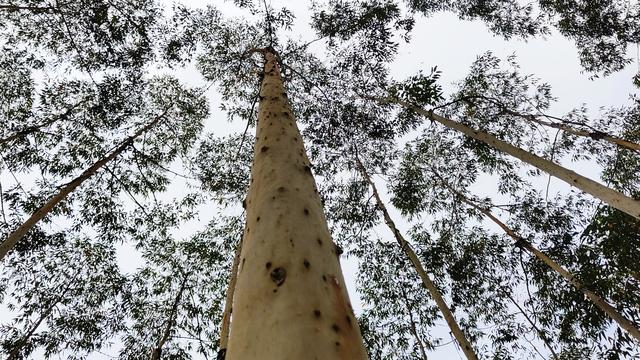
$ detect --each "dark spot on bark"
[261,146,269,152]
[277,186,286,192]
[289,238,294,247]
[332,324,340,332]
[317,238,323,246]
[266,262,272,269]
[282,111,290,117]
[334,244,343,256]
[256,216,260,222]
[314,309,321,318]
[270,267,287,286]
[273,289,278,293]
[242,258,246,267]
[322,275,327,282]
[269,122,273,126]
[217,348,227,360]
[303,165,312,174]
[295,187,300,192]
[264,136,267,140]
[303,259,310,268]
[282,92,288,98]
[272,196,276,200]
[242,199,246,209]
[304,208,310,215]
[247,228,250,233]
[345,316,352,327]
[335,342,340,347]
[293,137,298,141]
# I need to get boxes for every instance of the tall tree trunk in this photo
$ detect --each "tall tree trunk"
[150,274,189,360]
[460,95,640,152]
[218,237,243,359]
[225,49,368,359]
[436,177,640,342]
[0,108,170,261]
[373,97,640,220]
[354,156,479,360]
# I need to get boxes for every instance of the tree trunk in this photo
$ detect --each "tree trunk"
[150,274,189,360]
[218,237,243,359]
[224,49,368,359]
[354,156,479,360]
[373,97,640,220]
[460,95,640,152]
[0,107,170,261]
[437,178,640,342]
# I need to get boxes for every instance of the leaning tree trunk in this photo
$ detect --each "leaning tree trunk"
[218,237,243,359]
[224,49,368,359]
[0,108,170,261]
[437,178,640,342]
[373,97,640,220]
[150,274,189,360]
[354,156,479,360]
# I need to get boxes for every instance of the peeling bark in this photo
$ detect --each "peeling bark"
[225,49,367,359]
[0,107,171,261]
[355,156,479,360]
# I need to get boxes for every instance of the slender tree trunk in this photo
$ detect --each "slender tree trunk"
[218,238,243,359]
[0,108,170,261]
[460,95,640,152]
[400,288,429,360]
[373,97,640,220]
[437,178,640,342]
[225,49,368,359]
[150,274,189,360]
[354,156,479,360]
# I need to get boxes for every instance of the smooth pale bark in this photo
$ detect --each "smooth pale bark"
[355,157,479,360]
[150,275,189,360]
[0,108,169,261]
[438,179,640,342]
[225,50,368,359]
[373,97,640,220]
[459,95,640,152]
[218,238,243,358]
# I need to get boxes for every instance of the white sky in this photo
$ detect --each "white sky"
[156,0,640,358]
[2,0,638,358]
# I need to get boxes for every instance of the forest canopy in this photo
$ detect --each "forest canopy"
[0,0,639,359]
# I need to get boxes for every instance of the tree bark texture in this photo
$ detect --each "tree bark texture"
[225,50,368,360]
[355,156,479,360]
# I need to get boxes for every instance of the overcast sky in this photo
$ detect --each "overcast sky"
[160,0,639,359]
[2,0,638,358]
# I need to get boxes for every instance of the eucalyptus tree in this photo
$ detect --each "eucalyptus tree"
[119,201,240,360]
[0,235,127,359]
[313,0,640,77]
[0,0,161,70]
[0,73,208,259]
